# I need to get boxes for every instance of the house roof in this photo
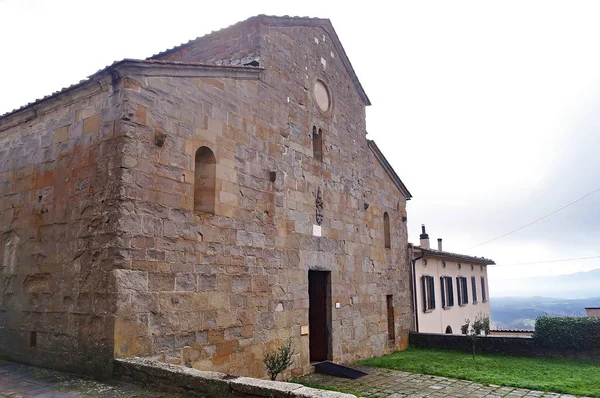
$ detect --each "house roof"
[149,14,371,106]
[0,59,261,128]
[411,244,495,265]
[368,140,412,200]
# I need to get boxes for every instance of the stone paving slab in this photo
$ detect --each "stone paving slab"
[0,360,181,397]
[297,366,592,398]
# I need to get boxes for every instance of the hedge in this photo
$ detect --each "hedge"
[534,316,600,350]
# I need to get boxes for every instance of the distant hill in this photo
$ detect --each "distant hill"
[490,268,600,299]
[490,296,600,330]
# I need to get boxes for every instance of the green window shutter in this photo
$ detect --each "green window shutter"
[421,276,427,311]
[429,276,436,309]
[481,277,486,302]
[456,277,461,306]
[471,276,477,303]
[463,277,468,304]
[449,279,454,306]
[440,277,446,308]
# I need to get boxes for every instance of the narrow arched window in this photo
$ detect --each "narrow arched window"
[384,212,391,248]
[312,126,323,161]
[194,146,216,214]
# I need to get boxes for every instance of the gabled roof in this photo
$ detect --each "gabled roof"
[368,140,412,200]
[412,244,495,265]
[149,14,371,106]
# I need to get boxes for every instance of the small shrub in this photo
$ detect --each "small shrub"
[462,312,490,359]
[534,316,600,350]
[263,340,295,381]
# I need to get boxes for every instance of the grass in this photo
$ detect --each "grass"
[361,347,600,397]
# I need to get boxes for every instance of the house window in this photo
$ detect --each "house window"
[440,276,454,308]
[383,212,391,249]
[471,276,478,304]
[421,275,435,311]
[456,276,468,306]
[312,126,323,161]
[194,146,216,215]
[481,276,487,302]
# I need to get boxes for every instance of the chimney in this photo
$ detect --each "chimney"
[420,225,430,249]
[438,238,443,251]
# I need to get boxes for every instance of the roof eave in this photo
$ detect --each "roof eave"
[412,245,495,265]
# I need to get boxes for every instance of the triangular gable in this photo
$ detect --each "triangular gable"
[368,140,412,200]
[149,15,371,106]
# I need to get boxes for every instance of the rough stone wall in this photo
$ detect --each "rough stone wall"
[154,17,261,66]
[256,22,412,365]
[116,21,413,379]
[0,79,124,377]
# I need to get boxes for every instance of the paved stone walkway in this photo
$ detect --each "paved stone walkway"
[298,366,589,398]
[1,359,591,398]
[0,359,181,397]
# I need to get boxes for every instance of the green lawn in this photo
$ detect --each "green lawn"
[361,347,600,397]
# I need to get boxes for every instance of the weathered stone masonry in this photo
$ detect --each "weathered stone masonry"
[0,15,413,379]
[0,72,125,376]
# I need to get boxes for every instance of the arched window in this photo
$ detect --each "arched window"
[312,126,323,161]
[445,326,453,334]
[383,212,391,248]
[194,146,216,215]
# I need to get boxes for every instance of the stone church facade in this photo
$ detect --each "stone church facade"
[0,15,413,378]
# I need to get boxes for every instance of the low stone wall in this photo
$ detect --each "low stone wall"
[113,357,356,398]
[409,332,600,362]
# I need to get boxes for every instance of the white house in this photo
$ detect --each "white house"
[410,225,495,334]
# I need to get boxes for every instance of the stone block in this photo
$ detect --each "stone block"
[82,114,101,134]
[203,78,225,91]
[197,275,217,291]
[114,269,148,292]
[229,377,305,398]
[122,77,142,92]
[294,386,357,397]
[149,273,175,292]
[136,105,147,124]
[53,126,69,143]
[175,273,196,292]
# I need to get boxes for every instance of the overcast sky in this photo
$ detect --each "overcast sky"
[2,0,600,295]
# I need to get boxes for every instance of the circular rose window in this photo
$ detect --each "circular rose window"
[314,80,331,112]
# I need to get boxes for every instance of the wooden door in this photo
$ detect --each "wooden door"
[386,295,395,342]
[309,270,330,362]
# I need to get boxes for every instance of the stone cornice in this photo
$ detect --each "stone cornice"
[0,60,262,132]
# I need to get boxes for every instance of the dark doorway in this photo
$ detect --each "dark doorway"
[386,295,395,342]
[446,325,453,334]
[309,270,331,362]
